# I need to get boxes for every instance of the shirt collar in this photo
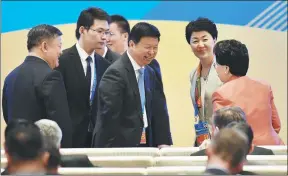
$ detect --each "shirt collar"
[102,46,108,58]
[127,51,144,71]
[76,42,95,63]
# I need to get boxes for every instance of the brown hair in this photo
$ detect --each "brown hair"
[210,128,248,168]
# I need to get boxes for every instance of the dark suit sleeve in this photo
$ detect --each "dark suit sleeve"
[190,149,206,156]
[96,68,125,147]
[151,67,173,146]
[2,80,8,124]
[149,59,162,82]
[40,70,72,148]
[252,147,275,155]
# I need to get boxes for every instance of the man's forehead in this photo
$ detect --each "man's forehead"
[91,19,109,29]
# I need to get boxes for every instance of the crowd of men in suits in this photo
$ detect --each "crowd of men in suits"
[1,6,280,175]
[2,7,172,149]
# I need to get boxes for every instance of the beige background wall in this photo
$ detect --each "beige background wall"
[1,21,287,147]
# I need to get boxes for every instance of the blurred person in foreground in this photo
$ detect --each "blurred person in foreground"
[35,119,95,168]
[2,119,49,175]
[204,128,248,175]
[191,106,274,155]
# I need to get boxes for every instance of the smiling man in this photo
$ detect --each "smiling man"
[106,15,130,55]
[92,22,172,148]
[2,24,72,148]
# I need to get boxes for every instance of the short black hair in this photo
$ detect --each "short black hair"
[129,22,160,45]
[214,39,249,76]
[226,122,254,154]
[5,120,45,162]
[76,7,110,40]
[27,24,62,51]
[185,17,218,44]
[5,119,32,140]
[110,15,130,34]
[213,106,246,129]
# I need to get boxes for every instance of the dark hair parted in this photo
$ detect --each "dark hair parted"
[185,17,218,44]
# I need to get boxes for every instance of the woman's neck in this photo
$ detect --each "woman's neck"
[226,75,241,83]
[200,55,214,69]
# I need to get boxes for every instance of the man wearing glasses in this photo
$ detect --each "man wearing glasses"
[94,32,121,63]
[56,7,111,148]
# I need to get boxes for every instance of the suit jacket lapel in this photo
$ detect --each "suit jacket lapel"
[70,45,90,103]
[94,54,101,86]
[123,52,142,119]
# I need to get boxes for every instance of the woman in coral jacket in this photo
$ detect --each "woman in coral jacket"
[212,39,284,145]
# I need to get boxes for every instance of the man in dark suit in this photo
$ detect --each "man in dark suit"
[92,22,172,148]
[106,15,169,109]
[2,24,72,147]
[106,15,172,145]
[55,7,111,148]
[190,107,274,156]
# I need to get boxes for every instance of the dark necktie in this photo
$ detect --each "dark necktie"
[86,56,93,133]
[86,56,92,93]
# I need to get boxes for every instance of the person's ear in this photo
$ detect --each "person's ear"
[214,126,219,135]
[79,26,87,36]
[248,144,255,154]
[123,32,129,40]
[40,41,49,53]
[41,151,50,167]
[129,40,135,48]
[225,66,230,74]
[4,143,12,164]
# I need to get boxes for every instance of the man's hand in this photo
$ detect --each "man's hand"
[158,144,170,149]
